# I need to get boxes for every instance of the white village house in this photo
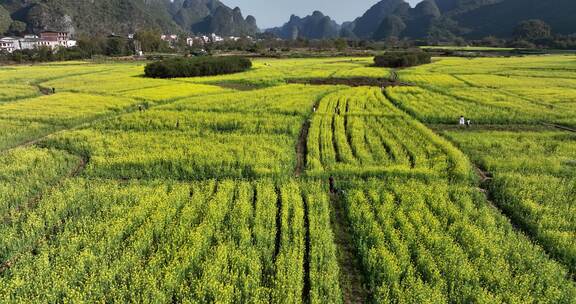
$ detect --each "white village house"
[19,35,41,49]
[0,37,19,53]
[0,31,77,53]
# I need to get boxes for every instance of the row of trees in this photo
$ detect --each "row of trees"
[74,30,174,57]
[0,47,84,63]
[455,19,576,50]
[509,19,576,49]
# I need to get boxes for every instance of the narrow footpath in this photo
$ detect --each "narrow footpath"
[329,193,369,303]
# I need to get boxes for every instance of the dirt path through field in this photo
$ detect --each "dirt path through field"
[542,123,576,133]
[295,119,310,177]
[287,77,408,88]
[295,94,326,177]
[329,193,369,304]
[475,166,493,183]
[293,90,369,301]
[302,194,312,303]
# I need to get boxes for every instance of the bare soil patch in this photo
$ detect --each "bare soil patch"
[287,77,410,88]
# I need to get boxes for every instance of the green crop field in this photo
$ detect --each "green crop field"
[0,56,574,303]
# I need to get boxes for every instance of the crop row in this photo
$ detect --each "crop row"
[0,147,79,240]
[0,93,140,127]
[397,56,576,78]
[159,84,339,116]
[306,87,471,180]
[0,119,55,151]
[95,110,302,135]
[396,56,576,127]
[0,62,111,84]
[40,85,337,180]
[445,130,576,273]
[0,179,341,303]
[342,178,575,303]
[44,129,297,180]
[0,84,40,102]
[385,86,576,126]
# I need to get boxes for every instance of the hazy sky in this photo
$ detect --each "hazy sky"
[223,0,423,28]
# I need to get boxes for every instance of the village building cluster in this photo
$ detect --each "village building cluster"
[0,31,77,53]
[161,33,249,47]
[0,30,251,54]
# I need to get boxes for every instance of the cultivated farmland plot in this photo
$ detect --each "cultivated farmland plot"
[0,57,574,303]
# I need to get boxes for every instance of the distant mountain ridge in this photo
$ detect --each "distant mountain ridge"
[2,0,575,40]
[456,0,576,37]
[0,0,258,36]
[351,0,407,39]
[348,0,576,40]
[266,11,340,40]
[266,0,576,41]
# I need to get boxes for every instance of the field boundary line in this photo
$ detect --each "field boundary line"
[296,119,311,177]
[301,192,311,303]
[329,192,369,303]
[542,123,576,133]
[273,186,282,264]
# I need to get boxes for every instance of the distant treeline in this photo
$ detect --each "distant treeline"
[2,21,576,64]
[144,56,252,78]
[374,51,431,68]
[0,47,85,63]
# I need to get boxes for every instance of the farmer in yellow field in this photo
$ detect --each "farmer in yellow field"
[459,116,466,126]
[329,176,336,193]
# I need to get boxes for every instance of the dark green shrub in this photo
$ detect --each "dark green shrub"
[144,56,252,78]
[374,51,431,68]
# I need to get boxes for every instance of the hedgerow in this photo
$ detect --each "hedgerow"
[374,51,431,68]
[144,56,252,78]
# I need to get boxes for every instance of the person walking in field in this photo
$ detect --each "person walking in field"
[329,176,336,194]
[459,116,466,126]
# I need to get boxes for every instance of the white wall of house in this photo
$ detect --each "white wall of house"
[0,38,20,53]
